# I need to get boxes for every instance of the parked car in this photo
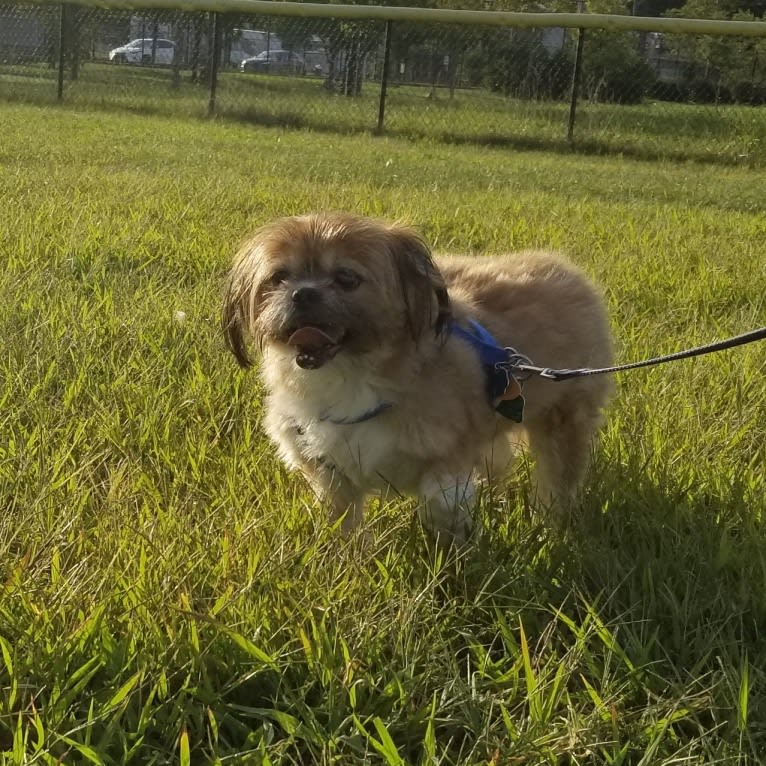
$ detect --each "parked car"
[229,29,283,67]
[240,50,305,75]
[109,39,175,65]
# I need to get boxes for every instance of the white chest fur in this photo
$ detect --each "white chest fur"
[262,351,418,492]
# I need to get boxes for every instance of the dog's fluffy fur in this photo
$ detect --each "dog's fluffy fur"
[223,212,613,542]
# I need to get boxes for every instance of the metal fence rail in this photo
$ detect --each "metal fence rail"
[2,0,766,164]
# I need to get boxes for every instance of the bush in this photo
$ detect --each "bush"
[731,80,766,105]
[582,31,656,104]
[467,29,573,101]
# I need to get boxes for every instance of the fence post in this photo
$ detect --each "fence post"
[207,11,221,116]
[376,21,393,134]
[57,3,66,101]
[567,0,586,142]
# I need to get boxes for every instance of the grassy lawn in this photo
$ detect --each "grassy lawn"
[2,60,766,166]
[1,101,765,764]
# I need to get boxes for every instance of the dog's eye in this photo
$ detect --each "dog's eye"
[334,268,362,290]
[267,269,289,286]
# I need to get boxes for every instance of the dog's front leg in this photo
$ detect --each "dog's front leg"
[307,460,365,535]
[418,473,476,545]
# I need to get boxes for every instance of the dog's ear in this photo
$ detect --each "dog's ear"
[221,250,258,369]
[387,226,451,339]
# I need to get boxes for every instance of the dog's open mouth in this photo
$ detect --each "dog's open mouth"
[287,326,344,369]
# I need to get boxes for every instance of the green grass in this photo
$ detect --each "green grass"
[1,101,766,765]
[3,60,766,166]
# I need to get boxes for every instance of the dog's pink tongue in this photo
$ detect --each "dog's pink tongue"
[287,327,341,369]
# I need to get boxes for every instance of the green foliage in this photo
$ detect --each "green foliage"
[467,28,573,100]
[582,31,657,103]
[1,102,766,764]
[664,4,766,104]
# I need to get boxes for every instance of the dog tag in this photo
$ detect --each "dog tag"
[496,395,524,422]
[495,375,524,422]
[501,376,522,400]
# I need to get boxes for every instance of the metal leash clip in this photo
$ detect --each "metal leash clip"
[492,349,536,422]
[497,349,538,382]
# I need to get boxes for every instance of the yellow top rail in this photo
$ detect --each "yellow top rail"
[44,0,766,38]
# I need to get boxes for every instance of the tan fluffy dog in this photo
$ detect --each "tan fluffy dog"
[223,212,613,543]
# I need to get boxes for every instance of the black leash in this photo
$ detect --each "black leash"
[509,326,766,382]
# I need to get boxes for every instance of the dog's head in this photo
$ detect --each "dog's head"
[222,212,451,369]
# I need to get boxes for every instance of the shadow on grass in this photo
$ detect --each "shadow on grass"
[573,461,765,645]
[221,105,762,168]
[1,81,763,168]
[470,449,766,685]
[438,454,766,748]
[480,445,765,621]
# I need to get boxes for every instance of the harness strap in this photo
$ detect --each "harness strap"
[448,319,513,399]
[320,401,393,425]
[449,319,527,422]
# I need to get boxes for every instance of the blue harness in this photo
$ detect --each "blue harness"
[448,319,526,422]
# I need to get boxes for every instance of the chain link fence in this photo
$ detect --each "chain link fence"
[2,1,766,164]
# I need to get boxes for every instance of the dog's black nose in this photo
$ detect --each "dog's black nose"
[291,286,321,305]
